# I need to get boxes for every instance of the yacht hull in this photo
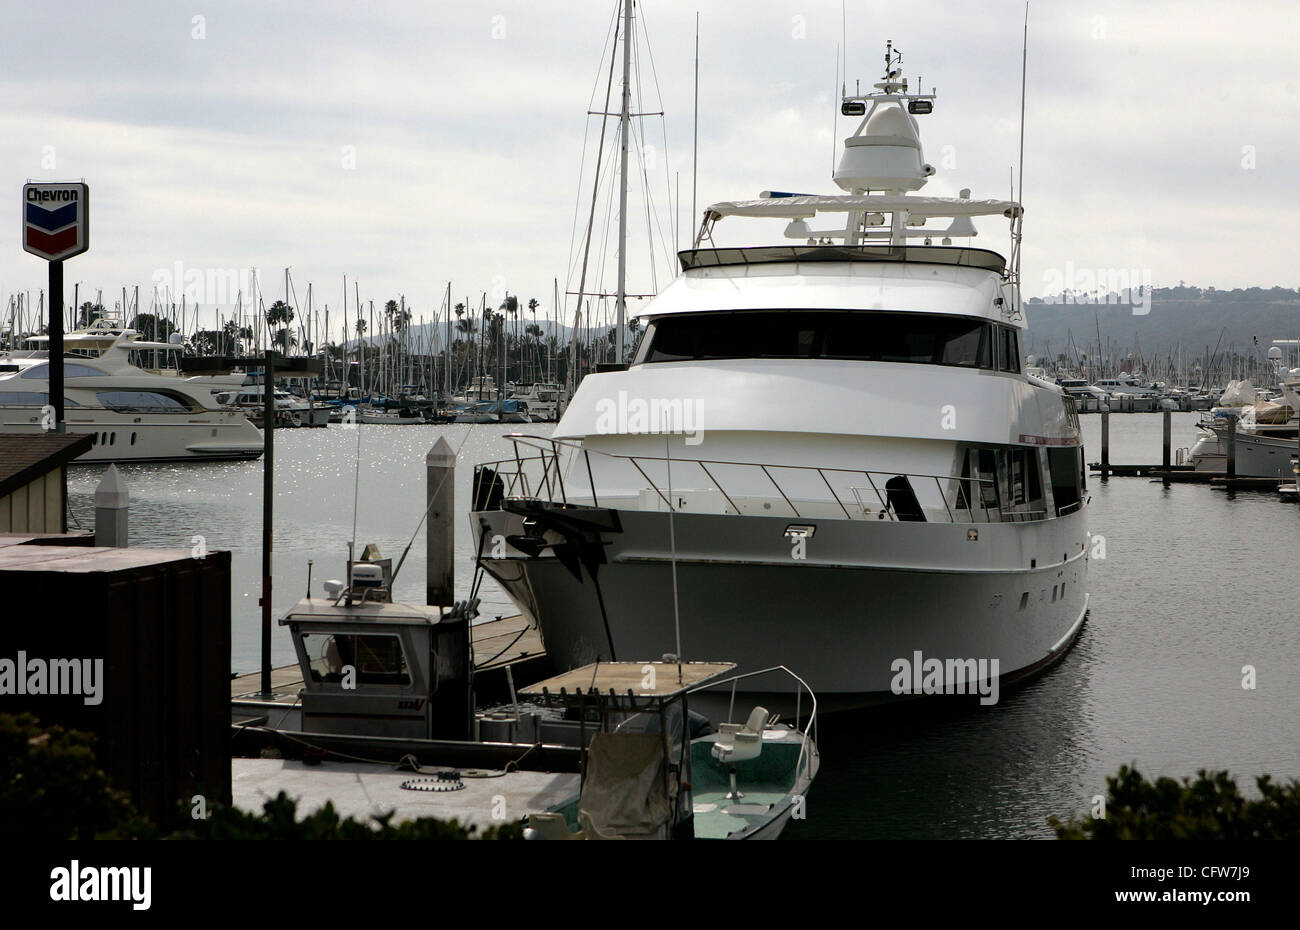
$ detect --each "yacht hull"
[1189,428,1298,477]
[0,410,264,463]
[474,506,1089,709]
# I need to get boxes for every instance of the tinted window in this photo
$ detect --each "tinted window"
[0,392,78,406]
[1048,447,1083,515]
[20,362,106,379]
[996,326,1022,373]
[96,391,190,412]
[638,310,995,369]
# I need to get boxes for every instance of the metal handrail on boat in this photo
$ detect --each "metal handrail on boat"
[686,664,819,794]
[478,433,1005,524]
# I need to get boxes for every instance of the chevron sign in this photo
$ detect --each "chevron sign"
[22,182,89,261]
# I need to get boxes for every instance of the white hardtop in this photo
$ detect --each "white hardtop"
[641,257,1017,326]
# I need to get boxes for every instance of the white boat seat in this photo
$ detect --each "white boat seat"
[711,706,768,800]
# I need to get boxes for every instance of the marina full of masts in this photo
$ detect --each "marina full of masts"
[1032,338,1300,413]
[0,273,655,427]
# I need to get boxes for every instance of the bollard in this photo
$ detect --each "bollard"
[94,464,129,547]
[426,436,456,607]
[1100,404,1111,479]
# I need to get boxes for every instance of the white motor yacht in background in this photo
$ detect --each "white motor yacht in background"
[1188,365,1300,476]
[214,384,331,428]
[470,45,1090,710]
[1092,375,1164,398]
[0,323,263,462]
[507,381,564,422]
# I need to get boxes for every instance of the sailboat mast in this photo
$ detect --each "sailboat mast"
[616,0,632,364]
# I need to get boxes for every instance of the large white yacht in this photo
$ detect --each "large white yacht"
[471,47,1090,708]
[0,321,263,462]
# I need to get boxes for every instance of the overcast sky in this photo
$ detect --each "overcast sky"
[3,0,1297,338]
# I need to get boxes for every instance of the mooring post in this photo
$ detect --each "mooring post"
[1161,401,1173,487]
[1100,404,1111,480]
[426,436,456,607]
[94,464,129,547]
[1225,413,1237,481]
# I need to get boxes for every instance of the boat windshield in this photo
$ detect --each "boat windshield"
[635,309,1019,373]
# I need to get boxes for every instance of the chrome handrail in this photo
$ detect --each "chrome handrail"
[476,435,1000,525]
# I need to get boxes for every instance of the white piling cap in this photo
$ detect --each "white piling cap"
[94,464,130,508]
[425,436,456,467]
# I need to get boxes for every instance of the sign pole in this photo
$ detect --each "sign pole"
[260,350,276,697]
[48,258,65,431]
[23,181,89,433]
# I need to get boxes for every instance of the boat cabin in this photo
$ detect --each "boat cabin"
[278,550,472,740]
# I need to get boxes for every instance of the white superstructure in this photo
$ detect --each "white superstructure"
[470,45,1089,708]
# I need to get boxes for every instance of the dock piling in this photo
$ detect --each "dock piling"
[426,436,456,607]
[1100,405,1111,480]
[1225,413,1237,481]
[1161,401,1172,487]
[94,464,129,547]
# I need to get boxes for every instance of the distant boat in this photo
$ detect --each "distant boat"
[0,322,262,462]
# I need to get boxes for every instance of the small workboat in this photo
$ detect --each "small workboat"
[521,662,819,841]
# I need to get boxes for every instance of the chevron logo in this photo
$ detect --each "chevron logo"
[22,182,89,261]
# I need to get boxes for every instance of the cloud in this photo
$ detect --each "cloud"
[2,0,1297,333]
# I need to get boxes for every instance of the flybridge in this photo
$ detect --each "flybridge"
[26,187,80,202]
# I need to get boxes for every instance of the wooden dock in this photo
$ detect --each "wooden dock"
[1087,463,1287,489]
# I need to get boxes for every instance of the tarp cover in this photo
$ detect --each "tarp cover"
[579,732,671,838]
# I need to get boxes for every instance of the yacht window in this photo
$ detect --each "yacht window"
[301,633,410,686]
[995,326,1022,373]
[19,362,106,379]
[637,310,995,369]
[96,390,192,412]
[0,392,78,406]
[1005,447,1044,516]
[1047,447,1084,516]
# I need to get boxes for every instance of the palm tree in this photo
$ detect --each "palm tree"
[354,317,368,392]
[77,301,105,328]
[500,295,519,382]
[526,298,539,379]
[266,300,294,357]
[627,317,643,360]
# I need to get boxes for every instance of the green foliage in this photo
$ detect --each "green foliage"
[77,301,106,327]
[129,312,176,342]
[1052,764,1300,839]
[0,713,155,840]
[172,791,522,840]
[266,299,295,328]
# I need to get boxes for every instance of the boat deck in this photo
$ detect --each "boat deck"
[688,732,808,840]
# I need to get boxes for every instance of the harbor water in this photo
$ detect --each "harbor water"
[67,413,1300,839]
